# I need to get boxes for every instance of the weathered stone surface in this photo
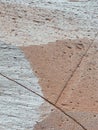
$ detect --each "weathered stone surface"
[0,42,42,94]
[66,111,98,130]
[57,37,98,129]
[21,38,92,103]
[0,0,98,46]
[34,109,83,130]
[0,75,42,130]
[1,0,98,130]
[0,41,52,129]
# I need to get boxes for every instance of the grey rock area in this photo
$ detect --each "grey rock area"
[0,75,42,130]
[0,41,51,130]
[0,42,41,94]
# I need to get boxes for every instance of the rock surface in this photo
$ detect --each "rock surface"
[1,0,98,130]
[0,0,98,46]
[21,38,92,103]
[0,42,52,130]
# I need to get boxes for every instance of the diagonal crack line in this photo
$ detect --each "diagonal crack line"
[55,32,98,105]
[0,72,87,130]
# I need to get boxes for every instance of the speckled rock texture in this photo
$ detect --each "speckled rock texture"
[22,36,98,130]
[0,0,98,46]
[1,0,98,130]
[21,38,92,103]
[57,37,98,130]
[0,42,52,130]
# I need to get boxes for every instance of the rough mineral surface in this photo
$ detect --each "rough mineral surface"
[0,42,52,130]
[1,0,98,130]
[0,0,98,46]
